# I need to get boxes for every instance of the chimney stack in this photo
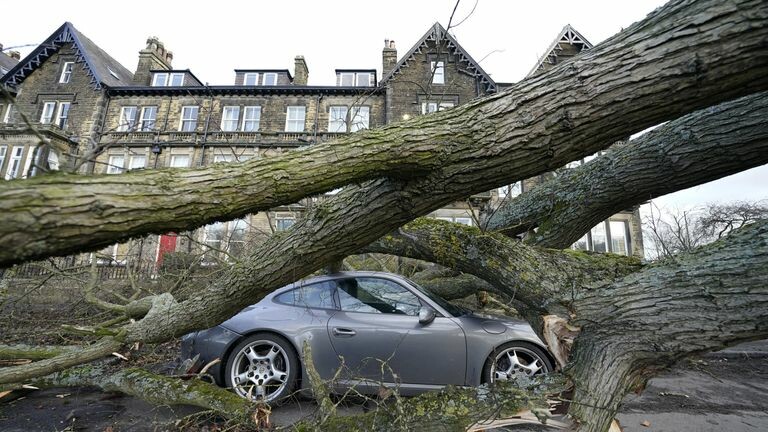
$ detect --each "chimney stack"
[134,36,173,85]
[293,55,308,85]
[9,51,20,60]
[382,39,397,77]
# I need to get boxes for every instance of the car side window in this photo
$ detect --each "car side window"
[276,281,335,309]
[337,277,422,316]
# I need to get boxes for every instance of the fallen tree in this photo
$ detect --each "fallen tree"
[1,0,768,431]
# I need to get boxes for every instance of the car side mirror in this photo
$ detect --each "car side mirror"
[418,306,436,325]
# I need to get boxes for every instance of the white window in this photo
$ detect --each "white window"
[328,106,348,132]
[179,106,199,132]
[5,146,23,180]
[2,104,12,123]
[350,106,369,132]
[213,154,234,163]
[338,72,373,87]
[275,215,295,231]
[106,155,125,174]
[454,217,473,226]
[421,102,437,114]
[47,150,60,171]
[242,106,261,131]
[55,102,70,129]
[139,106,157,131]
[498,182,522,199]
[0,146,6,173]
[203,218,247,262]
[339,73,355,86]
[609,220,630,255]
[129,154,147,170]
[40,102,56,124]
[221,106,240,132]
[170,154,190,168]
[243,73,259,86]
[118,106,138,132]
[151,73,168,87]
[590,222,608,253]
[285,106,306,132]
[431,61,445,84]
[169,73,184,86]
[59,62,74,83]
[262,73,277,86]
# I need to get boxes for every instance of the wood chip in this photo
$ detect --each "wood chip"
[111,352,129,361]
[55,393,71,398]
[21,384,39,390]
[0,390,13,399]
[641,420,651,427]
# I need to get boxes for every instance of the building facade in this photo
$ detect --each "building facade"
[0,21,642,266]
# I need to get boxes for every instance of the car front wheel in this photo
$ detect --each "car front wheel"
[225,333,298,403]
[483,341,553,384]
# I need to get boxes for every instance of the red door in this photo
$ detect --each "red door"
[156,233,178,266]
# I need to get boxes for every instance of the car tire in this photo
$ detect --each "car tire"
[224,333,298,403]
[482,341,553,384]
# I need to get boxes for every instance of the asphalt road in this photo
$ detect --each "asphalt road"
[1,341,766,431]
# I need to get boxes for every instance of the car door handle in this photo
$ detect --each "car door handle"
[332,327,356,337]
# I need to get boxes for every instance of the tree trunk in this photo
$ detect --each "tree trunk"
[124,0,768,347]
[1,0,767,267]
[366,217,768,432]
[485,92,768,248]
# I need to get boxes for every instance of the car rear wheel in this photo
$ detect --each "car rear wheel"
[225,333,298,403]
[483,341,553,384]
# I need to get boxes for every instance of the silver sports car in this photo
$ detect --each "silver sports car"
[181,271,553,402]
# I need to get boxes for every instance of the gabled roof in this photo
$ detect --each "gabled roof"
[0,22,133,90]
[527,24,593,77]
[380,22,496,93]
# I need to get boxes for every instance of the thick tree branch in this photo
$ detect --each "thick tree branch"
[485,92,768,248]
[0,337,122,385]
[1,0,767,267]
[122,0,768,346]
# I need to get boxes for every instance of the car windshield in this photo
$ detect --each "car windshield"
[403,277,470,317]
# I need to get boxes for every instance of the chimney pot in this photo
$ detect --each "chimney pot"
[9,51,20,60]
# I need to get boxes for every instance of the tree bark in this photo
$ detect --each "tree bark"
[365,217,768,432]
[1,0,767,267]
[24,366,255,421]
[124,0,768,347]
[485,92,768,248]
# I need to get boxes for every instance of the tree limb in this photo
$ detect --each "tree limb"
[485,92,768,248]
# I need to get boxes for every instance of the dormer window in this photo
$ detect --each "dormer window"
[59,62,74,83]
[152,72,185,87]
[262,73,277,86]
[243,73,259,86]
[337,72,373,87]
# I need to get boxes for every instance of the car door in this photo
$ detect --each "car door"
[327,276,466,386]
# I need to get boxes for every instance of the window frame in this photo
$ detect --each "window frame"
[0,146,6,174]
[262,73,278,86]
[106,154,125,174]
[241,106,261,131]
[151,73,168,87]
[129,154,147,170]
[285,106,306,132]
[431,61,445,84]
[169,73,184,86]
[117,106,138,132]
[169,154,191,168]
[59,62,74,83]
[274,281,338,310]
[40,102,56,124]
[335,277,423,316]
[220,106,240,132]
[2,104,12,123]
[55,102,70,129]
[328,106,348,133]
[179,106,199,132]
[139,106,157,131]
[350,106,370,132]
[5,146,24,180]
[243,72,259,86]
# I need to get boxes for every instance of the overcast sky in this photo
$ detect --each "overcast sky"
[2,0,765,209]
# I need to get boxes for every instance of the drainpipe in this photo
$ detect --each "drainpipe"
[313,94,322,144]
[199,82,214,166]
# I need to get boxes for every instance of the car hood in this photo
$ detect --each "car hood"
[462,311,542,339]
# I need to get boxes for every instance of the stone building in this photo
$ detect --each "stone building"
[0,21,643,266]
